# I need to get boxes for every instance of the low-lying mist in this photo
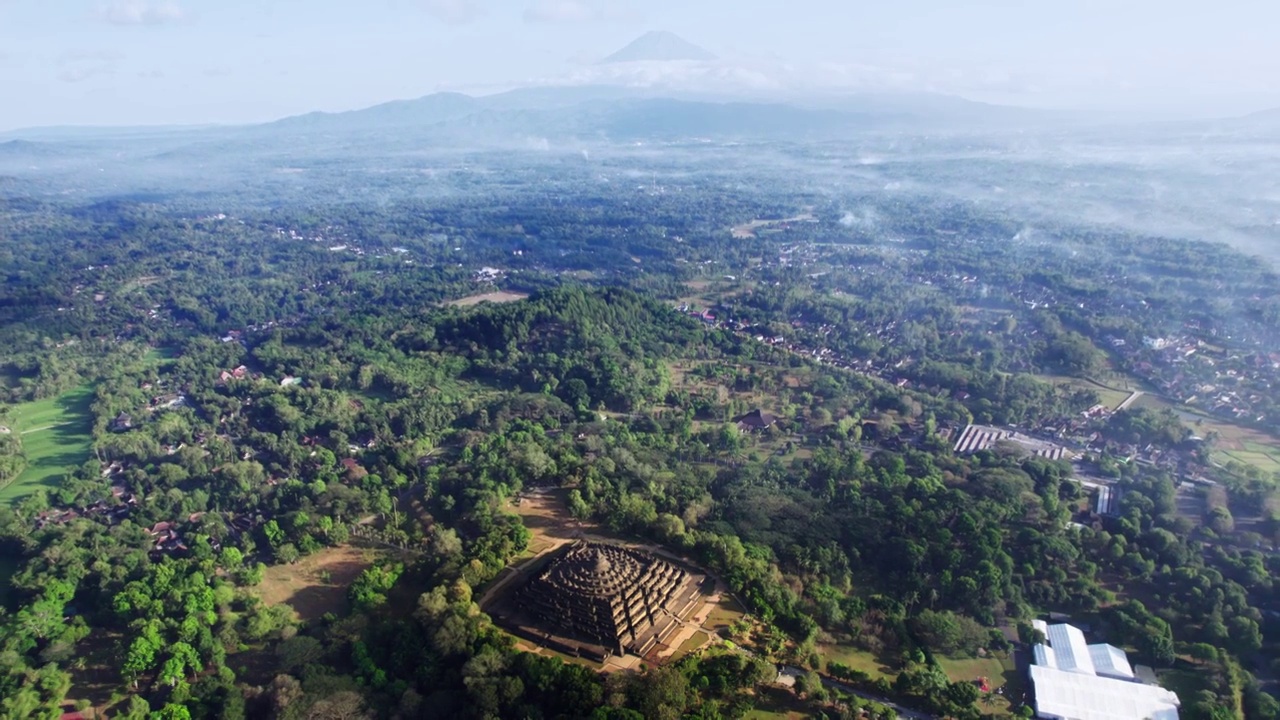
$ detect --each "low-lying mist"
[1,116,1276,265]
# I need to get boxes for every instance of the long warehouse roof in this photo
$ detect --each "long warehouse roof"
[1030,622,1179,720]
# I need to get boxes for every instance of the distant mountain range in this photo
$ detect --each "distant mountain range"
[1,31,1057,145]
[1,32,1276,151]
[247,88,1057,149]
[599,31,717,64]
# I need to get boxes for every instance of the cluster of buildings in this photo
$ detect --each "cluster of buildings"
[34,479,137,530]
[147,520,188,553]
[719,231,1280,438]
[218,365,251,383]
[1116,333,1278,432]
[952,424,1074,461]
[33,478,262,558]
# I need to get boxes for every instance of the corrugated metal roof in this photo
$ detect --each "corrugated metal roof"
[1030,665,1180,720]
[1046,623,1097,675]
[1034,643,1057,669]
[1030,622,1178,720]
[1089,643,1135,679]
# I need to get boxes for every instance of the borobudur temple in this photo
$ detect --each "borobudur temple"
[490,541,705,662]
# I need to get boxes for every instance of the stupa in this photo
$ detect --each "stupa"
[491,541,705,661]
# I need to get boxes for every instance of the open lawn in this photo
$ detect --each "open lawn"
[1220,448,1280,474]
[255,545,382,622]
[447,291,529,307]
[0,385,95,505]
[937,656,1007,686]
[1036,375,1132,410]
[938,655,1021,714]
[143,345,180,365]
[818,643,894,680]
[678,631,710,656]
[702,594,749,639]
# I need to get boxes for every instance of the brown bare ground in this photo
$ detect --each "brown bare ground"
[65,629,127,716]
[447,291,529,307]
[255,546,381,622]
[729,213,817,239]
[509,487,599,555]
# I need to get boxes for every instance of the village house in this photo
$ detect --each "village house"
[733,409,778,433]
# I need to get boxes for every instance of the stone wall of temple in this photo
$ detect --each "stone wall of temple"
[517,541,701,656]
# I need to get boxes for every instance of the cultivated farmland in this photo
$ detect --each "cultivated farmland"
[0,385,95,504]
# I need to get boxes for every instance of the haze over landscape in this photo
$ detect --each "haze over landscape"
[3,0,1280,129]
[1,3,1279,720]
[3,1,1280,264]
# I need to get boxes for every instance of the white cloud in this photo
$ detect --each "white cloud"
[420,0,486,25]
[97,0,187,26]
[57,50,124,83]
[523,0,633,24]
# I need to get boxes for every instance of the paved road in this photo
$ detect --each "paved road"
[763,663,935,719]
[1117,390,1144,411]
[820,674,935,719]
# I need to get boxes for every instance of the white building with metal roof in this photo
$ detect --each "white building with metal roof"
[1030,620,1179,720]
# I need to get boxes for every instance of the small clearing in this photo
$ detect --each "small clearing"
[817,643,894,681]
[64,628,127,716]
[447,291,529,307]
[120,275,164,294]
[702,592,750,639]
[937,655,1019,713]
[730,213,818,239]
[1036,374,1132,410]
[255,545,381,622]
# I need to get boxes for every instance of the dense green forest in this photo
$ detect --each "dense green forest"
[0,185,1277,720]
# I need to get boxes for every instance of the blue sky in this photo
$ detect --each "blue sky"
[1,0,1277,130]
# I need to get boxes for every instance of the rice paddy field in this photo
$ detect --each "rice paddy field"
[0,385,95,504]
[1132,393,1280,474]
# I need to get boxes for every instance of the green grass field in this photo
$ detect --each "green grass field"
[0,385,95,504]
[1220,449,1280,474]
[937,655,1020,714]
[818,643,894,680]
[1036,375,1133,410]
